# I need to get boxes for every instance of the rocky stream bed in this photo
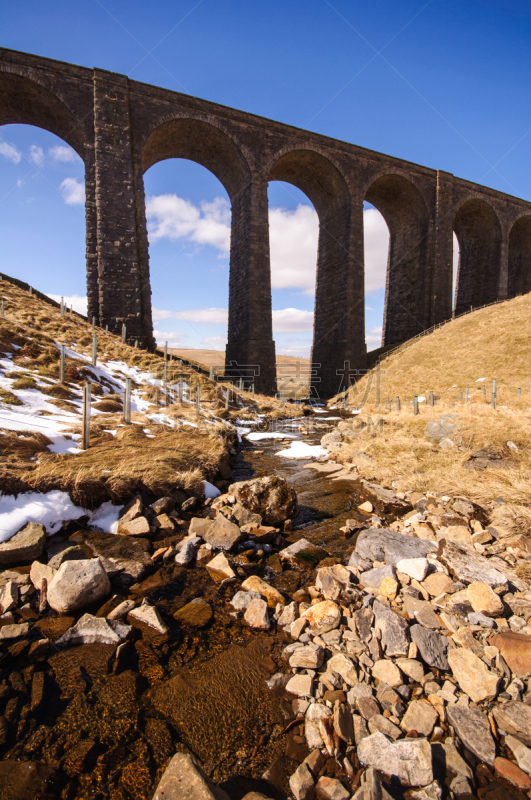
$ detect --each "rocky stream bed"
[1,411,531,800]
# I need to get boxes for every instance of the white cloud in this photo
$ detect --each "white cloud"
[364,208,389,294]
[272,308,314,332]
[146,195,231,253]
[152,307,228,325]
[269,205,319,293]
[365,325,383,350]
[0,139,21,164]
[153,329,190,348]
[59,177,85,205]
[49,145,80,163]
[29,145,44,166]
[47,293,88,316]
[146,194,391,297]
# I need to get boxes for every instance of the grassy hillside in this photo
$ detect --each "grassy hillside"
[0,278,295,510]
[338,292,531,408]
[328,293,531,504]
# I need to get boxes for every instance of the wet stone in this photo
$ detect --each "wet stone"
[0,522,46,565]
[173,597,213,627]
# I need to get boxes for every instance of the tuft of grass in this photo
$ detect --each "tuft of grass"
[11,376,37,390]
[0,388,23,406]
[24,425,230,508]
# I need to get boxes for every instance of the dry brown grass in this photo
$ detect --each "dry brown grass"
[24,424,229,508]
[333,401,531,504]
[335,292,531,408]
[490,503,531,537]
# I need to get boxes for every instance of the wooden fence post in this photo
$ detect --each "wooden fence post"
[82,382,91,449]
[413,396,419,415]
[60,345,65,384]
[491,379,496,409]
[92,334,97,367]
[124,377,131,424]
[396,396,400,412]
[122,323,126,344]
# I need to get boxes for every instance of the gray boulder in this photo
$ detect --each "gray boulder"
[353,528,437,567]
[47,558,111,613]
[357,732,433,786]
[230,476,298,526]
[0,522,46,565]
[425,419,458,443]
[56,613,132,646]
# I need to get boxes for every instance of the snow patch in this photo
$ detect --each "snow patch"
[276,441,328,460]
[203,480,221,499]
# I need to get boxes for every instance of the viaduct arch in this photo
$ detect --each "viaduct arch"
[2,48,531,397]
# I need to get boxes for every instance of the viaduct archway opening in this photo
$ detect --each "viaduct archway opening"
[0,71,88,311]
[268,148,363,399]
[142,118,276,394]
[362,202,389,356]
[453,199,501,315]
[142,157,231,356]
[508,215,531,298]
[365,174,430,347]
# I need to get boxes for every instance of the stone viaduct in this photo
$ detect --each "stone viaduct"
[2,48,531,397]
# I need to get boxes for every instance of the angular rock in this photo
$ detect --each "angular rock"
[356,696,380,721]
[447,646,499,703]
[373,601,409,657]
[505,735,531,776]
[354,528,437,567]
[244,598,270,630]
[371,659,402,687]
[279,538,327,565]
[278,601,298,627]
[241,575,284,608]
[396,657,425,682]
[231,590,261,611]
[188,517,213,537]
[438,540,509,590]
[447,705,495,765]
[286,674,313,697]
[492,701,531,747]
[0,580,18,613]
[333,703,354,744]
[117,516,151,536]
[357,479,411,516]
[410,624,449,670]
[129,603,168,633]
[289,762,315,800]
[431,740,473,781]
[396,558,429,582]
[421,572,455,597]
[494,757,531,791]
[316,564,351,601]
[205,552,235,582]
[152,752,231,800]
[289,644,324,669]
[357,732,433,786]
[173,598,212,628]
[489,632,531,677]
[47,558,111,614]
[119,493,143,523]
[56,613,131,646]
[305,703,332,749]
[230,476,298,526]
[403,596,440,630]
[368,714,401,740]
[30,560,56,591]
[203,515,243,551]
[359,565,395,592]
[328,653,358,686]
[407,781,443,800]
[153,513,175,532]
[467,582,504,616]
[401,700,439,736]
[0,522,46,565]
[0,622,29,640]
[150,496,174,515]
[315,776,350,800]
[302,600,341,635]
[175,535,201,565]
[107,599,135,620]
[48,545,86,570]
[353,607,374,642]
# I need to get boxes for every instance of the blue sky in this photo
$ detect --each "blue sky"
[2,0,531,355]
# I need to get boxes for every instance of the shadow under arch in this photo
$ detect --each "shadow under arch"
[268,148,364,399]
[508,215,531,298]
[0,70,85,158]
[365,173,430,346]
[453,198,501,315]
